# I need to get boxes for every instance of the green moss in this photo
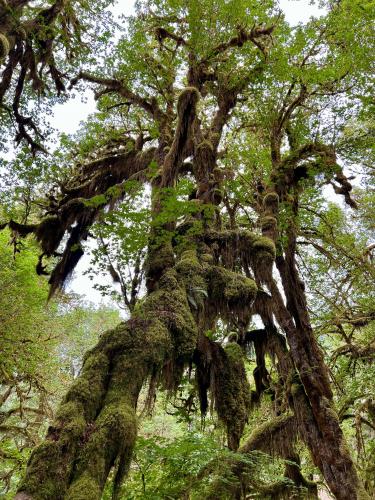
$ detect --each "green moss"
[224,275,258,302]
[68,397,137,499]
[252,236,276,258]
[241,414,294,454]
[209,267,257,311]
[55,402,86,442]
[200,253,214,263]
[196,139,214,152]
[176,249,207,308]
[136,269,198,361]
[260,216,277,231]
[224,342,244,362]
[0,33,10,59]
[241,230,259,245]
[214,344,251,450]
[65,473,101,500]
[145,241,175,278]
[263,192,279,207]
[17,441,66,499]
[64,351,110,422]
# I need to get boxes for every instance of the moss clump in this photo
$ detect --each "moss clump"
[210,266,257,305]
[176,249,200,270]
[224,342,244,362]
[0,33,10,59]
[252,236,276,258]
[64,351,110,422]
[138,269,198,361]
[252,237,276,273]
[263,192,279,208]
[17,441,66,499]
[55,401,87,443]
[200,253,214,264]
[176,249,207,308]
[224,276,258,303]
[241,230,258,245]
[65,472,102,500]
[66,402,136,499]
[260,216,277,231]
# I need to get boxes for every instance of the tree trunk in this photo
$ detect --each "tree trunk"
[16,266,198,499]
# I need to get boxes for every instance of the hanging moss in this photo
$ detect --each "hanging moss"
[194,336,251,450]
[34,215,65,256]
[212,187,224,204]
[177,86,200,115]
[214,343,252,450]
[241,414,296,458]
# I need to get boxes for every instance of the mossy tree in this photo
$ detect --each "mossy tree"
[0,0,374,499]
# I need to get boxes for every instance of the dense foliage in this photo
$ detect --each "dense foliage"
[0,228,120,496]
[0,0,374,499]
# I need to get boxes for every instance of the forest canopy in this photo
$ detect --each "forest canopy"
[0,0,374,499]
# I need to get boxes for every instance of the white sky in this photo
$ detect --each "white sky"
[54,0,327,303]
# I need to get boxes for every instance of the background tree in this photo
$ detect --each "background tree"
[0,227,120,496]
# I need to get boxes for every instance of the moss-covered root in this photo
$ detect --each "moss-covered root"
[65,353,142,500]
[16,350,111,500]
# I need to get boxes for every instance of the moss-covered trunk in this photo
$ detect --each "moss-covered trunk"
[15,267,198,500]
[255,192,368,500]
